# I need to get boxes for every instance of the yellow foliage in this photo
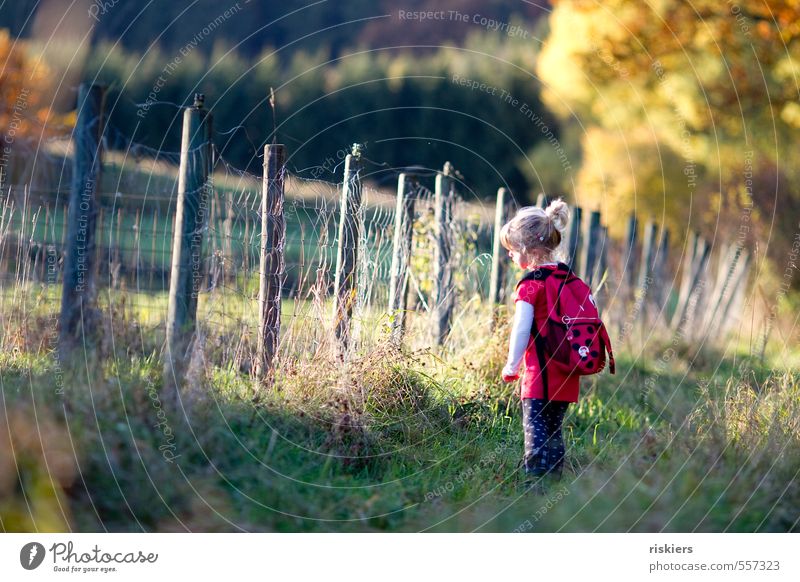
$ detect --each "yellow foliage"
[538,0,800,254]
[0,28,66,140]
[539,0,800,153]
[576,126,700,239]
[536,4,597,119]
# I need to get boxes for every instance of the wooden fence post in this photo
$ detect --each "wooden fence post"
[671,234,710,332]
[242,219,250,277]
[93,207,103,283]
[133,208,141,288]
[15,186,27,285]
[653,227,670,306]
[60,204,67,250]
[687,242,731,341]
[112,207,123,288]
[223,189,233,284]
[45,210,59,288]
[333,144,363,353]
[0,196,11,278]
[489,187,509,307]
[536,193,550,208]
[701,243,743,333]
[433,161,455,345]
[638,220,658,291]
[388,173,416,343]
[208,192,218,289]
[39,206,50,281]
[149,209,158,289]
[624,213,638,293]
[717,250,751,336]
[631,220,657,335]
[256,144,286,381]
[566,206,582,273]
[59,83,106,355]
[598,225,609,283]
[581,210,601,286]
[674,232,698,323]
[164,94,213,392]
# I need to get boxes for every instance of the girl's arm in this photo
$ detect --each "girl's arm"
[502,300,533,381]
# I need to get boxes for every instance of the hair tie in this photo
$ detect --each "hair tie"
[539,236,544,241]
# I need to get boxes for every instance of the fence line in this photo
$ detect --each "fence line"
[0,84,760,384]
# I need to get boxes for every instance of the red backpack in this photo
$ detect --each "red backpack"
[518,263,615,381]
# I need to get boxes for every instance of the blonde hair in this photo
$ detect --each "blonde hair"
[500,198,570,263]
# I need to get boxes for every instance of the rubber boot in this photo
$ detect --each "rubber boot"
[522,399,550,478]
[545,439,564,481]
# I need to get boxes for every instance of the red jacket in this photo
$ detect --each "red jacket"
[514,267,581,402]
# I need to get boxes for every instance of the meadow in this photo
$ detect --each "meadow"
[1,279,798,533]
[1,125,795,533]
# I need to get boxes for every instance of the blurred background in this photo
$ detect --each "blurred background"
[2,0,798,278]
[1,0,799,534]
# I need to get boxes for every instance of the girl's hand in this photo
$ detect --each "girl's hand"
[501,364,519,383]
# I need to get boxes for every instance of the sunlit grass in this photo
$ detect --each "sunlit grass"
[0,280,798,532]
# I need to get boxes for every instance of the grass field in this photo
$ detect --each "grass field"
[1,284,798,533]
[1,146,795,532]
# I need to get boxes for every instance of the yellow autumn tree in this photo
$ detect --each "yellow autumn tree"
[0,28,71,187]
[0,29,62,139]
[537,0,800,257]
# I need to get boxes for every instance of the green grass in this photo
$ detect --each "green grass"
[1,291,798,532]
[2,130,793,532]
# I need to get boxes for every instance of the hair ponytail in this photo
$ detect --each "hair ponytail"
[545,198,570,232]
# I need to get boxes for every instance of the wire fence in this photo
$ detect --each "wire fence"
[0,126,497,368]
[0,88,767,373]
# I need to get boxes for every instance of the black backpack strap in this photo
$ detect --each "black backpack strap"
[517,266,555,287]
[531,317,549,401]
[553,264,572,320]
[517,266,559,401]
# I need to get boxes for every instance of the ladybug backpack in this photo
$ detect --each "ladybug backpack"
[518,262,615,391]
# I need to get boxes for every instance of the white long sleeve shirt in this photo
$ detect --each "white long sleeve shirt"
[503,301,533,378]
[502,262,557,378]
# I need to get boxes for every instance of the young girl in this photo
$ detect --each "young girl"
[500,198,576,480]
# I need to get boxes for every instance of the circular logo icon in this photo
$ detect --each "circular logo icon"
[20,542,46,570]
